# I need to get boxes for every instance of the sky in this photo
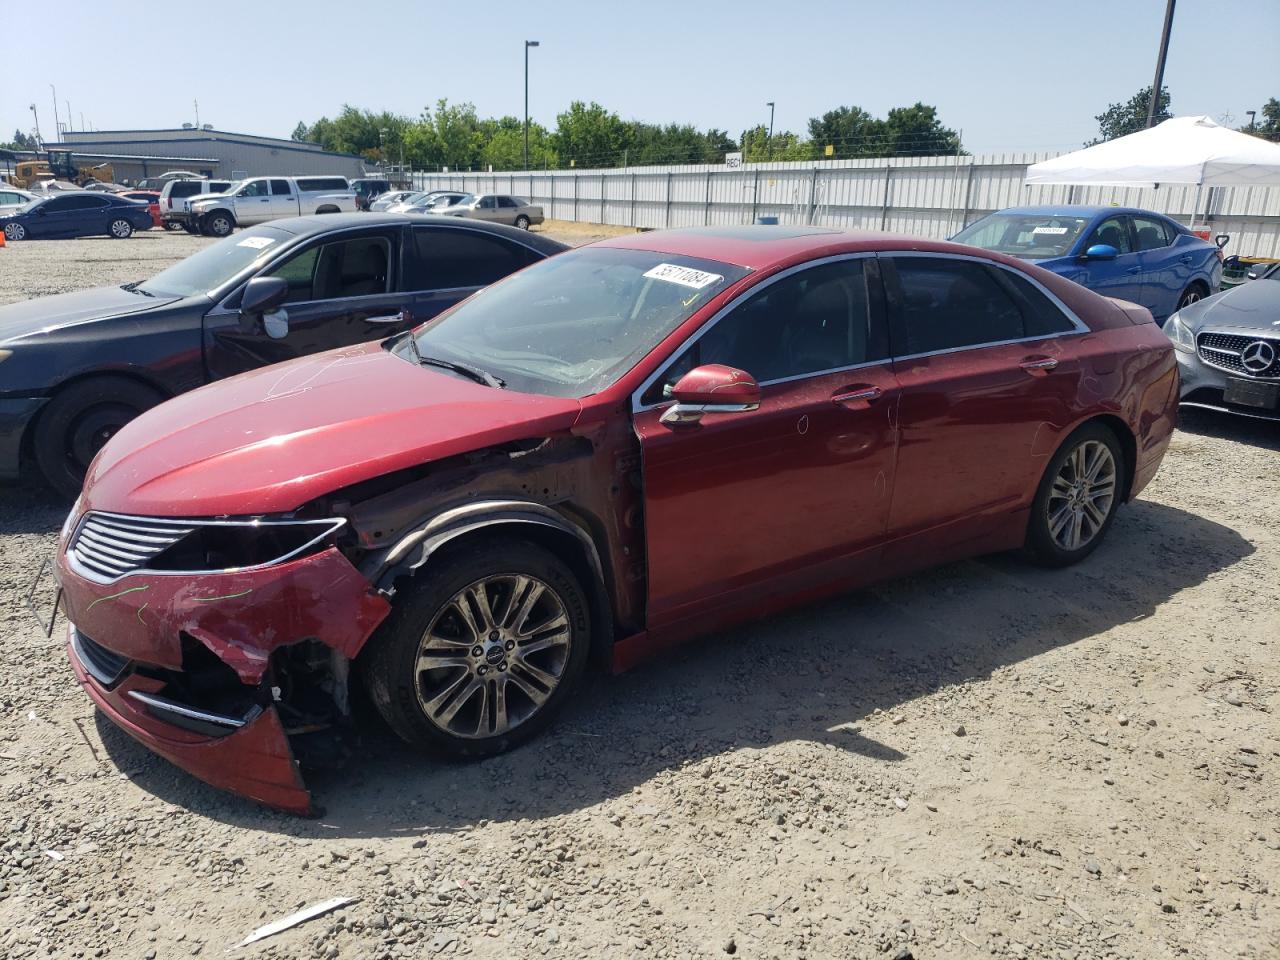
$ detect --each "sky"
[3,0,1277,156]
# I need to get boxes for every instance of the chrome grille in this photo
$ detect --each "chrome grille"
[69,512,195,581]
[1197,332,1280,379]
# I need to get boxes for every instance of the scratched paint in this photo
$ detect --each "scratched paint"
[189,589,254,604]
[85,584,150,612]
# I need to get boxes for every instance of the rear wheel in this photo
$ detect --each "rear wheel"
[362,538,590,757]
[1176,282,1208,311]
[1026,423,1125,567]
[33,377,165,500]
[108,218,134,239]
[514,215,531,230]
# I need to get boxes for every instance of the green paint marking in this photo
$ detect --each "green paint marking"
[136,602,148,625]
[85,584,150,612]
[190,589,253,604]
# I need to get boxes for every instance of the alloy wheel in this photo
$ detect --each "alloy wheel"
[1178,288,1203,309]
[110,219,132,238]
[414,574,572,739]
[4,223,25,241]
[1046,439,1117,551]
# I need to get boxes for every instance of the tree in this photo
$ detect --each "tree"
[290,122,309,142]
[1,129,35,151]
[807,106,884,158]
[551,102,633,168]
[481,116,556,169]
[740,125,811,162]
[1088,86,1171,145]
[1243,97,1280,141]
[881,103,962,155]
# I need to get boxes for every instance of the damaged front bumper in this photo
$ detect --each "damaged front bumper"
[57,546,390,814]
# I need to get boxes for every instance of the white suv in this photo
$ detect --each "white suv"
[159,179,233,232]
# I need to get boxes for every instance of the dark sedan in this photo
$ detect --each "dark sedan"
[0,214,566,496]
[1,192,156,241]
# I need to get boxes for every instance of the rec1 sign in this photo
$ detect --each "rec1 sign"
[724,152,743,170]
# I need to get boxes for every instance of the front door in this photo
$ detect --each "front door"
[203,228,412,379]
[634,256,900,629]
[1077,215,1144,304]
[882,254,1086,551]
[231,179,272,225]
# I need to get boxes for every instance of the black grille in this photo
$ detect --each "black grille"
[72,629,130,687]
[1197,332,1280,379]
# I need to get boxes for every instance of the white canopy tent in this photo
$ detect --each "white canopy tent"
[1026,116,1280,188]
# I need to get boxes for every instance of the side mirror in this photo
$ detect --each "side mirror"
[238,276,289,336]
[660,364,761,426]
[1083,243,1119,260]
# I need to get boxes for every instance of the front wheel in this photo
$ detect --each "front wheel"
[362,538,591,757]
[1026,423,1125,567]
[514,215,531,230]
[4,222,26,241]
[204,212,234,237]
[109,218,134,239]
[33,377,165,500]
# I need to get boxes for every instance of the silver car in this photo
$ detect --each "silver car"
[1167,272,1280,420]
[386,191,467,214]
[369,190,420,212]
[433,193,545,229]
[0,186,36,214]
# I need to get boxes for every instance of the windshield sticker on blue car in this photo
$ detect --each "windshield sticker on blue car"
[1032,226,1069,235]
[237,236,276,249]
[643,263,724,290]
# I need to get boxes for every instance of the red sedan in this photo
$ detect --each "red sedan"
[120,190,163,229]
[54,227,1178,813]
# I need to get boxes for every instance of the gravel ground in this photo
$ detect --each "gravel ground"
[0,227,1277,960]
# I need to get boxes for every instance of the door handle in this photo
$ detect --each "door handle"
[1019,357,1059,374]
[366,308,413,325]
[832,385,883,407]
[1180,255,1193,264]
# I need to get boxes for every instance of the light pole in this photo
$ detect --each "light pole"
[51,85,61,141]
[1247,110,1257,132]
[1145,0,1175,128]
[524,40,540,170]
[766,101,775,160]
[29,104,41,145]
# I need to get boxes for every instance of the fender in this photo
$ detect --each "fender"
[365,498,607,599]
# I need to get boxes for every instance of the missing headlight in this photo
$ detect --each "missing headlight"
[146,518,345,573]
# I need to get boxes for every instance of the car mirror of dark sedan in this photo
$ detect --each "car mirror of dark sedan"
[660,364,762,427]
[238,276,290,334]
[1083,243,1118,260]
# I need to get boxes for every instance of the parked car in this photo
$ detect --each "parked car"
[50,226,1178,813]
[0,214,565,496]
[120,190,164,229]
[158,178,233,231]
[351,178,392,211]
[434,193,544,229]
[1166,271,1280,419]
[185,176,357,236]
[369,190,420,212]
[391,191,470,214]
[0,192,155,242]
[0,186,36,214]
[952,206,1223,324]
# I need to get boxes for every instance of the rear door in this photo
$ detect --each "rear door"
[633,255,901,629]
[1078,215,1144,304]
[269,178,297,219]
[203,227,409,379]
[402,224,545,319]
[882,254,1087,555]
[495,195,521,225]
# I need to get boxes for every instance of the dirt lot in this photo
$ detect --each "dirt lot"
[0,226,1276,960]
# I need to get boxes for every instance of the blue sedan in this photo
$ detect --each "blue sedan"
[952,205,1222,324]
[1,192,155,242]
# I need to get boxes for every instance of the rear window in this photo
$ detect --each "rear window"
[296,177,349,192]
[167,181,203,199]
[209,181,232,192]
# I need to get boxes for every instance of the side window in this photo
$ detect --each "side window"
[84,196,111,208]
[408,228,540,289]
[267,247,321,303]
[239,180,269,198]
[889,257,1024,355]
[210,182,232,192]
[479,196,498,209]
[1133,216,1171,251]
[270,179,293,196]
[170,182,199,199]
[1087,216,1133,254]
[44,197,73,212]
[497,196,519,208]
[643,259,875,404]
[266,235,393,303]
[990,268,1078,338]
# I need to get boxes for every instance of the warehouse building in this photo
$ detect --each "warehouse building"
[46,126,369,183]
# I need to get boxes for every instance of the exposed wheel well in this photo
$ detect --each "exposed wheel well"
[1076,414,1137,502]
[315,205,339,214]
[23,371,172,460]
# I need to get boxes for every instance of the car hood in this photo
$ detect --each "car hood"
[0,285,182,344]
[1179,279,1280,334]
[83,341,584,517]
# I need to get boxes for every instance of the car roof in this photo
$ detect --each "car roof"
[592,225,995,270]
[993,205,1175,220]
[272,212,569,253]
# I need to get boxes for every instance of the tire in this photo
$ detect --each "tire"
[362,537,591,758]
[165,221,185,232]
[1025,422,1125,568]
[108,218,134,239]
[182,222,200,235]
[33,377,165,500]
[1176,282,1208,311]
[514,215,531,230]
[4,222,26,241]
[204,212,234,237]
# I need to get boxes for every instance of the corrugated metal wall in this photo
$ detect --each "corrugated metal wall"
[412,152,1280,257]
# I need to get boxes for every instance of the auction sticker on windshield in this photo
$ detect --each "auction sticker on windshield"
[237,236,276,249]
[1032,227,1070,235]
[643,263,724,289]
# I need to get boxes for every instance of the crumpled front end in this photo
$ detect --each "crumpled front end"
[57,539,390,814]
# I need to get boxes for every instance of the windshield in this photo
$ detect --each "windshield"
[409,247,750,398]
[137,225,294,298]
[953,213,1091,259]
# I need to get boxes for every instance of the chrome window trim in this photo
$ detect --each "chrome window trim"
[67,512,346,585]
[126,690,251,730]
[70,628,126,688]
[631,252,881,413]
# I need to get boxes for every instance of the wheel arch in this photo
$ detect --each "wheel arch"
[315,205,340,214]
[22,368,174,460]
[1066,413,1137,502]
[201,207,236,226]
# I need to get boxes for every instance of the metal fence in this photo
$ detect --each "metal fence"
[412,152,1280,257]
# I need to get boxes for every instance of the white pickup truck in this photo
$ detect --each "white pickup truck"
[185,176,357,236]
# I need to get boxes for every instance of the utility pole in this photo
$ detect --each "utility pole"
[30,104,41,145]
[524,40,540,170]
[194,100,200,128]
[51,85,60,141]
[1246,110,1257,132]
[66,101,72,133]
[766,101,776,160]
[1145,0,1175,128]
